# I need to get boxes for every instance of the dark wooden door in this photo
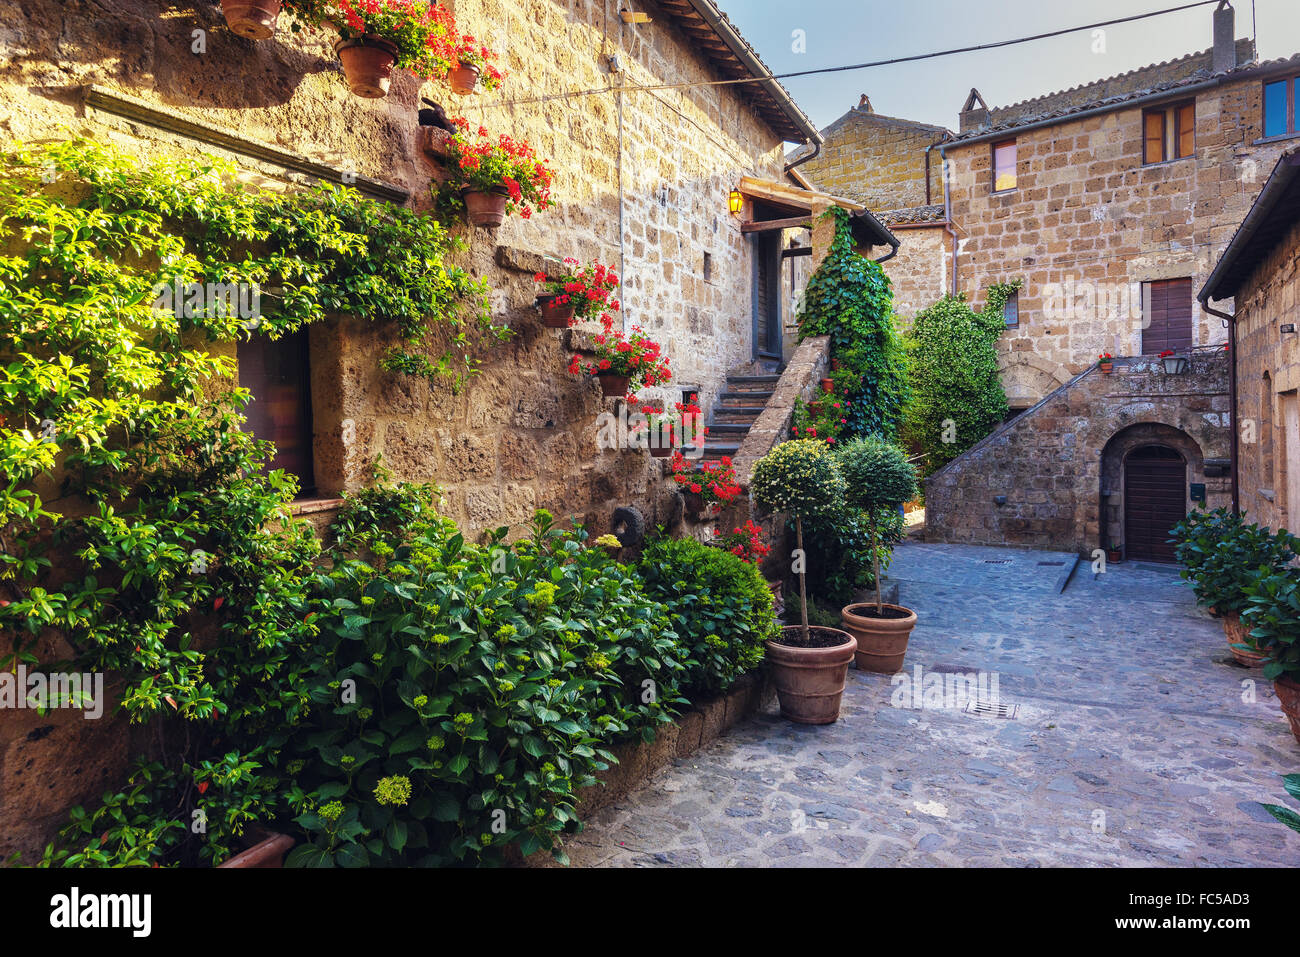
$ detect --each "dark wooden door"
[1124,445,1185,562]
[1142,278,1194,355]
[237,329,316,496]
[754,231,782,357]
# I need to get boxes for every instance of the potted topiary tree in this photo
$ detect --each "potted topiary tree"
[749,439,856,724]
[834,437,920,673]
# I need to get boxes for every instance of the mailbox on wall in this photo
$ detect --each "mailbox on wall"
[1190,483,1207,503]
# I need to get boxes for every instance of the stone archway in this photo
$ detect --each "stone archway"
[998,353,1073,410]
[1101,423,1204,561]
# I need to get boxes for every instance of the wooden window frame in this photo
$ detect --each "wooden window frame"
[1263,75,1299,138]
[992,138,1017,193]
[1143,100,1195,165]
[1003,290,1020,327]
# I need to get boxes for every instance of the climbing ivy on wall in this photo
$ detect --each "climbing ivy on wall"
[797,206,908,441]
[901,281,1020,474]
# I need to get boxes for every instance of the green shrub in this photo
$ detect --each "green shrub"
[799,506,904,607]
[834,437,918,613]
[637,536,778,695]
[1171,509,1298,617]
[1243,570,1300,681]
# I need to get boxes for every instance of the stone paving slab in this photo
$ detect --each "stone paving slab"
[563,543,1300,867]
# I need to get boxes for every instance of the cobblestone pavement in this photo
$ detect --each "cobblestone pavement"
[565,543,1300,867]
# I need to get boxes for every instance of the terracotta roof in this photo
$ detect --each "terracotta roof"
[878,205,948,228]
[654,0,818,143]
[950,38,1300,143]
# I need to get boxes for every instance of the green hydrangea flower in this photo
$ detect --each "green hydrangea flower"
[584,652,611,671]
[318,801,344,824]
[412,694,428,709]
[374,775,412,807]
[427,735,445,751]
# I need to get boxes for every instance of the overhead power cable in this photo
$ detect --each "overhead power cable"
[476,0,1223,110]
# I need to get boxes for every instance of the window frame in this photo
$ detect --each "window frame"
[1142,99,1196,165]
[1003,290,1020,328]
[1262,75,1299,138]
[991,138,1018,194]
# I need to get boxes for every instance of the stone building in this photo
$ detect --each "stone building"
[0,0,890,863]
[1200,146,1300,536]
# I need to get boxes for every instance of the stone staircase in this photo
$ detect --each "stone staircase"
[703,373,782,460]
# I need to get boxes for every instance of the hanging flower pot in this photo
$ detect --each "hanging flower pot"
[1097,353,1115,374]
[597,373,630,398]
[820,377,834,393]
[649,442,674,459]
[682,490,705,515]
[449,61,481,94]
[536,295,576,328]
[462,187,509,228]
[222,0,281,39]
[334,37,400,98]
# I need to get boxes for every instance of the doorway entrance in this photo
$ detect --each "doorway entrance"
[1124,445,1186,562]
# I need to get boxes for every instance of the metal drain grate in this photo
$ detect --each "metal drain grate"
[1037,561,1065,566]
[964,700,1019,719]
[983,559,1012,564]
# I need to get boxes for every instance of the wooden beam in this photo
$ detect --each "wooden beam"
[741,215,812,233]
[782,246,813,258]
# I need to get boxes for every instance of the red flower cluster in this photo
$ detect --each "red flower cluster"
[670,452,742,511]
[632,401,706,449]
[446,119,554,219]
[535,258,620,324]
[715,519,770,565]
[327,0,462,81]
[567,322,672,392]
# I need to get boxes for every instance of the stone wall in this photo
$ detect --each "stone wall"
[0,0,799,862]
[1233,216,1300,535]
[882,224,950,325]
[925,352,1232,554]
[946,76,1296,402]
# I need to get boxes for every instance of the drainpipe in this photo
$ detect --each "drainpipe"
[1200,300,1239,514]
[784,138,820,174]
[936,142,959,295]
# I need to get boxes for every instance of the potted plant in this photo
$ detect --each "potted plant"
[533,258,619,329]
[221,0,283,39]
[567,320,671,398]
[635,401,704,457]
[447,34,505,94]
[1243,568,1300,743]
[1097,352,1114,373]
[749,439,856,724]
[819,376,834,393]
[669,452,741,517]
[714,519,771,565]
[1172,510,1298,667]
[833,437,920,673]
[1106,543,1122,564]
[442,120,554,227]
[328,0,458,99]
[791,394,847,447]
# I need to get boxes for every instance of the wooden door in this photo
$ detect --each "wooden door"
[237,329,316,496]
[1142,278,1194,355]
[753,232,782,358]
[1125,445,1186,562]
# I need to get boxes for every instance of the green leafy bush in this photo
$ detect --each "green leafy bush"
[1258,774,1300,834]
[796,207,908,441]
[1171,509,1298,617]
[799,506,904,607]
[1243,571,1300,681]
[901,284,1017,473]
[637,536,778,694]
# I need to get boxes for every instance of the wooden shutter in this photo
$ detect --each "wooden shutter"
[1125,446,1185,562]
[237,329,316,495]
[1142,278,1193,354]
[1144,110,1166,164]
[1176,103,1195,158]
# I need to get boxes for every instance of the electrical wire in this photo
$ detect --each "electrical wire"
[475,1,1224,110]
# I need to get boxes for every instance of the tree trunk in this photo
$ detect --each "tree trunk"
[796,516,809,643]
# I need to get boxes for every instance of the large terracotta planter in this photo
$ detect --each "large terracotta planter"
[1099,361,1114,374]
[462,188,509,227]
[596,373,630,398]
[1275,675,1300,744]
[222,0,281,39]
[765,626,856,724]
[217,832,295,868]
[536,295,575,328]
[840,602,918,673]
[335,37,400,98]
[1222,612,1267,667]
[449,61,481,94]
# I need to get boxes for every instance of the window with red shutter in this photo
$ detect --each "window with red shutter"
[237,329,316,496]
[1141,278,1194,355]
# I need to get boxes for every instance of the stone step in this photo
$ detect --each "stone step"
[704,422,751,435]
[725,374,782,392]
[711,406,766,423]
[719,391,774,407]
[702,441,741,460]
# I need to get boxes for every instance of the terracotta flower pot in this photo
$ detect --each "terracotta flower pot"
[1222,612,1267,667]
[820,377,834,393]
[649,442,673,458]
[335,37,400,98]
[808,401,823,416]
[765,626,857,724]
[840,602,918,674]
[536,295,575,328]
[1099,361,1114,374]
[1275,675,1300,744]
[596,373,629,398]
[1107,548,1122,564]
[681,490,705,515]
[222,0,281,39]
[217,832,295,868]
[449,61,480,94]
[462,188,509,228]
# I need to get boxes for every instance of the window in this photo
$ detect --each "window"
[1143,100,1195,164]
[992,139,1017,192]
[237,328,316,496]
[1003,290,1019,327]
[1263,76,1299,137]
[1141,278,1193,355]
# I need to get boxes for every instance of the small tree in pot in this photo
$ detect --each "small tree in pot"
[749,439,855,724]
[834,437,919,673]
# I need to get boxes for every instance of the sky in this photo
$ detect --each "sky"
[717,0,1300,134]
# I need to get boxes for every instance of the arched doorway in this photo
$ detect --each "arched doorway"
[1124,445,1186,562]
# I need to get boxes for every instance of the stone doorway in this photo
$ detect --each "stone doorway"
[1123,445,1186,562]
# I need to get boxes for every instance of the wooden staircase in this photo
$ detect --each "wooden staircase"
[702,373,782,461]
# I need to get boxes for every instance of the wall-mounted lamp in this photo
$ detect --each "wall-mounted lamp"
[1282,322,1297,334]
[728,189,744,214]
[1160,352,1189,375]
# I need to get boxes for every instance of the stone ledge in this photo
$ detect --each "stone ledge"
[733,335,830,486]
[495,245,565,276]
